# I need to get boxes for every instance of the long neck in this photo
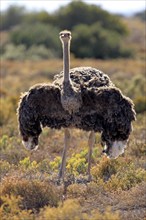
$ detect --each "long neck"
[63,41,70,83]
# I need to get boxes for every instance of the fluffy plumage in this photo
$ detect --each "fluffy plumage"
[17,67,136,155]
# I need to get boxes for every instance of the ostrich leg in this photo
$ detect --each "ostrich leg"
[58,128,70,180]
[87,131,95,181]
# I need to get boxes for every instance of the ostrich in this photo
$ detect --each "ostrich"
[17,30,136,181]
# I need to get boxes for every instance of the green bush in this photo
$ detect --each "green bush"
[54,1,128,35]
[0,5,25,30]
[1,44,26,60]
[1,43,58,60]
[72,23,132,59]
[26,44,57,60]
[10,23,60,52]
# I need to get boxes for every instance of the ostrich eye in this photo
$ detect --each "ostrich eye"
[64,33,70,37]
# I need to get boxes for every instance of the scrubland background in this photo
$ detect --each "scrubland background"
[0,2,146,220]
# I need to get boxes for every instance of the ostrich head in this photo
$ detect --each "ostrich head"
[101,116,135,159]
[59,30,72,44]
[22,136,39,151]
[102,135,128,159]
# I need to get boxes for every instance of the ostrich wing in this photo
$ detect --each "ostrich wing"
[18,83,71,140]
[78,86,136,134]
[27,84,66,117]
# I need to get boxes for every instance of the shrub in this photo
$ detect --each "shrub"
[72,22,132,59]
[0,195,33,220]
[105,165,146,191]
[91,207,120,220]
[0,135,10,151]
[49,148,88,176]
[91,157,120,181]
[38,199,120,220]
[26,45,57,60]
[0,135,27,165]
[67,183,87,198]
[19,157,38,170]
[1,44,58,60]
[37,159,52,174]
[91,158,146,191]
[1,176,59,210]
[126,74,146,113]
[0,95,18,126]
[134,96,146,113]
[0,99,14,126]
[0,5,25,30]
[55,1,128,35]
[1,44,26,60]
[49,156,61,173]
[38,199,83,220]
[66,148,88,175]
[10,23,60,52]
[128,139,146,157]
[0,160,13,178]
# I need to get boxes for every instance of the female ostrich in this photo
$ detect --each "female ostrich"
[17,30,136,180]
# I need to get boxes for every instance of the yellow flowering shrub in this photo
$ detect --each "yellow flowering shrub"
[0,195,33,220]
[38,199,120,220]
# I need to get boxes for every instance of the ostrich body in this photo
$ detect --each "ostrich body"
[17,30,136,180]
